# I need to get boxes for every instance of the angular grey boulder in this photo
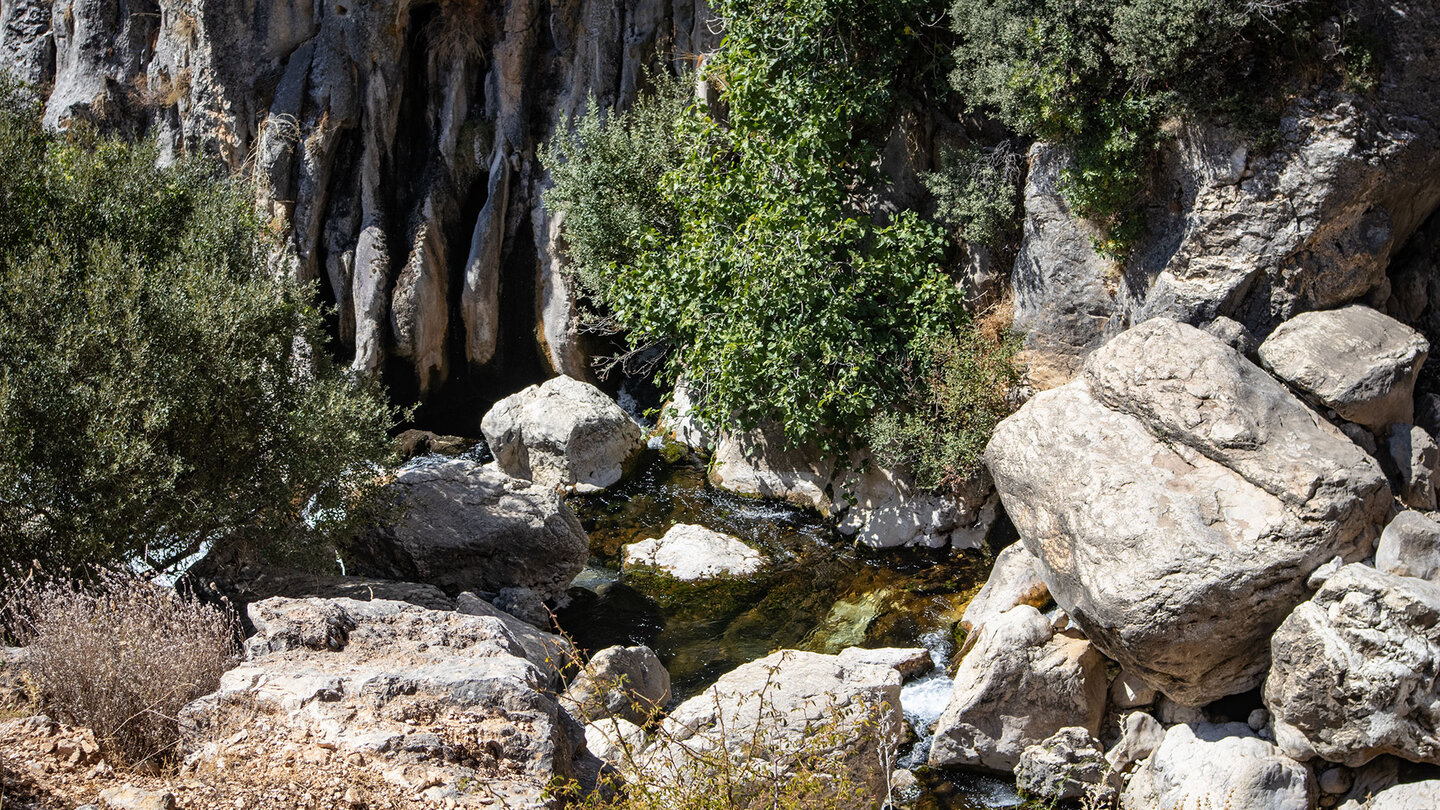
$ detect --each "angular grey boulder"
[561,645,670,726]
[1341,781,1440,810]
[1122,723,1313,810]
[960,542,1050,634]
[1258,306,1428,432]
[1014,727,1117,803]
[1266,564,1440,766]
[1385,424,1440,510]
[988,319,1390,705]
[928,606,1107,772]
[350,459,589,601]
[481,376,643,493]
[1376,511,1440,583]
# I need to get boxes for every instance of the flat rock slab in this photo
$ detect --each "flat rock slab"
[987,319,1389,705]
[1258,305,1428,432]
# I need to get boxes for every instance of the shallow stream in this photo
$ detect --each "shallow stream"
[554,453,1024,809]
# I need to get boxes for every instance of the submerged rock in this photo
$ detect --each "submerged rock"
[621,524,765,581]
[349,459,588,601]
[1258,305,1429,432]
[481,376,644,493]
[987,319,1389,705]
[928,606,1106,773]
[1122,723,1313,810]
[1266,564,1440,766]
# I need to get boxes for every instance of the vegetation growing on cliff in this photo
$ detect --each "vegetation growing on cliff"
[0,80,397,574]
[945,0,1312,250]
[544,0,1016,488]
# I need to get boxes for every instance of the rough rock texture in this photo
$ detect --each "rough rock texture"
[349,458,588,601]
[1376,511,1440,583]
[988,319,1390,705]
[1108,671,1158,711]
[1014,0,1440,383]
[1122,723,1313,810]
[561,645,670,725]
[1343,781,1440,810]
[928,606,1107,773]
[1258,306,1429,431]
[960,542,1050,633]
[657,379,713,451]
[98,786,176,810]
[1014,727,1116,803]
[647,650,903,799]
[621,524,765,581]
[1106,711,1166,773]
[482,376,643,492]
[3,0,721,393]
[1384,425,1440,510]
[583,717,646,768]
[179,597,581,808]
[1266,563,1440,766]
[709,424,995,550]
[833,647,932,681]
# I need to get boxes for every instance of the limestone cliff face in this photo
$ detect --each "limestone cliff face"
[0,0,717,403]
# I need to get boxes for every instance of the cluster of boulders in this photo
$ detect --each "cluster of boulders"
[926,307,1440,807]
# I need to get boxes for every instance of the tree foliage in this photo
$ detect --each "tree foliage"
[947,0,1311,250]
[544,0,1017,486]
[0,78,397,575]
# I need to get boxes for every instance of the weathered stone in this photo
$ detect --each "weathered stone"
[1106,711,1166,773]
[622,524,765,581]
[1266,564,1440,766]
[988,319,1389,705]
[929,606,1107,773]
[562,645,670,726]
[97,787,175,810]
[349,459,588,602]
[834,647,932,681]
[180,597,582,807]
[960,542,1050,634]
[481,376,644,493]
[1015,727,1117,803]
[583,717,646,768]
[1108,671,1158,711]
[657,379,714,452]
[1384,425,1440,510]
[709,425,836,514]
[1259,306,1429,432]
[1376,511,1440,583]
[646,650,903,798]
[1345,780,1440,810]
[454,592,572,673]
[1206,315,1259,356]
[1122,723,1313,810]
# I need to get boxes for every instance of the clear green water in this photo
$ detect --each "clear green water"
[554,453,1021,809]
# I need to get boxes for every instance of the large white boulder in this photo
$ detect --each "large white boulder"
[960,542,1050,634]
[1266,564,1440,766]
[928,606,1107,772]
[481,376,644,493]
[987,319,1390,705]
[1122,723,1313,810]
[1258,305,1428,432]
[622,524,765,581]
[1376,511,1440,583]
[561,645,670,725]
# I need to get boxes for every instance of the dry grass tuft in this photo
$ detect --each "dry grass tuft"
[1,569,239,769]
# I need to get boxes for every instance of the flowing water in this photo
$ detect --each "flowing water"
[554,452,1023,809]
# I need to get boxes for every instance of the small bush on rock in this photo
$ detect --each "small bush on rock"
[1,569,239,767]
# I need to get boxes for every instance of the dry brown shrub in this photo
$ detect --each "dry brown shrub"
[1,569,239,768]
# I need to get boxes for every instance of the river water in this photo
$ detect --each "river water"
[554,453,1024,809]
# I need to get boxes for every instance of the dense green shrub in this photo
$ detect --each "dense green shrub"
[947,0,1310,250]
[0,78,397,575]
[544,0,1016,479]
[924,142,1025,252]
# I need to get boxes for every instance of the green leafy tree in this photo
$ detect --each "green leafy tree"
[0,79,398,575]
[544,0,1016,484]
